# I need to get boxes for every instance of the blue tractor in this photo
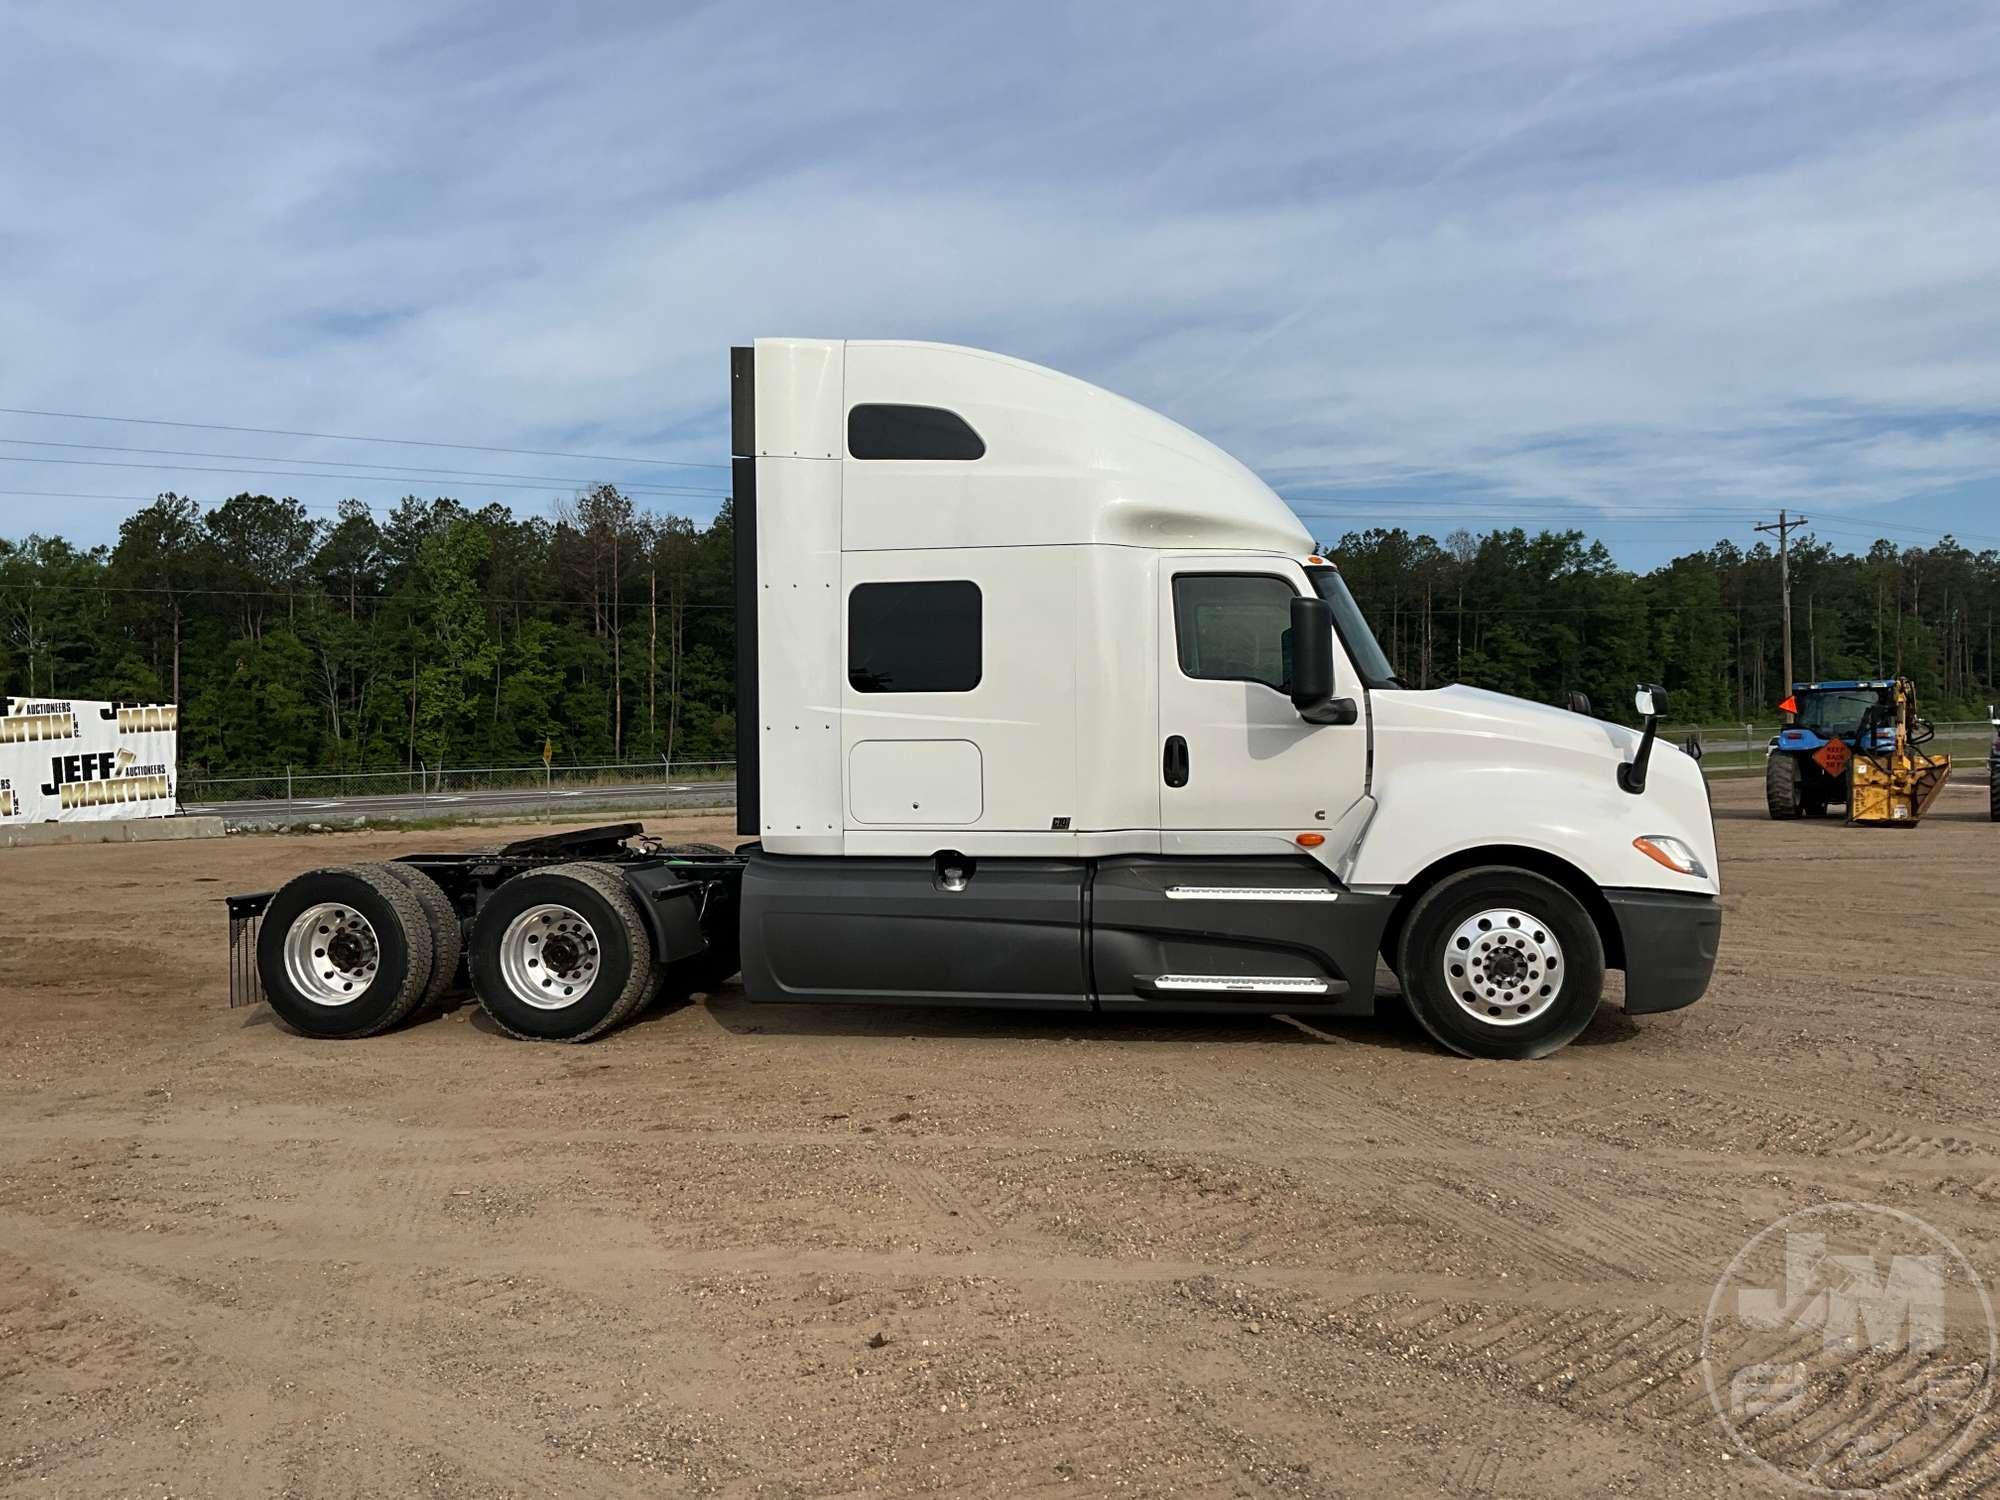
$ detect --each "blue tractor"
[1764,679,1899,819]
[1989,704,1999,822]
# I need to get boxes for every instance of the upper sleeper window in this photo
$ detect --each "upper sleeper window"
[847,404,986,461]
[1172,574,1297,691]
[848,580,983,693]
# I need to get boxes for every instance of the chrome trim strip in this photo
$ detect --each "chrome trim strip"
[1151,974,1330,994]
[1163,886,1338,902]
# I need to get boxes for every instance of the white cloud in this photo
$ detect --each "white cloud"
[0,0,1995,557]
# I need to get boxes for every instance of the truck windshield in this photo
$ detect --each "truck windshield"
[1308,568,1401,689]
[1794,689,1885,736]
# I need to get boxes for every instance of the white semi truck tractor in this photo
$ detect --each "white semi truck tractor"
[228,340,1721,1060]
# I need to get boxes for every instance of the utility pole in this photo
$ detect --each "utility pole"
[1755,509,1808,719]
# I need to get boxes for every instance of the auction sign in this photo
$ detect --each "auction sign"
[0,698,178,823]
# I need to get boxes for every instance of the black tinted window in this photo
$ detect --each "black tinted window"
[848,580,982,693]
[1173,574,1296,690]
[847,404,986,460]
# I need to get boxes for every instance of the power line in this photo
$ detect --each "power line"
[0,405,730,471]
[0,574,1853,619]
[0,438,731,497]
[0,487,727,519]
[0,576,740,610]
[1298,508,2000,550]
[0,453,730,499]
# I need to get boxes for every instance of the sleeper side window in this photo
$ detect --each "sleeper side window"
[847,404,986,460]
[848,580,983,693]
[1173,574,1297,691]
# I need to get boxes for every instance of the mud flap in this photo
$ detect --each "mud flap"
[226,892,272,1008]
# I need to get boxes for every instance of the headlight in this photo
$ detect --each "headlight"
[1632,835,1708,879]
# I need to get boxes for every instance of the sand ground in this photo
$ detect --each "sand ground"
[3,781,1999,1496]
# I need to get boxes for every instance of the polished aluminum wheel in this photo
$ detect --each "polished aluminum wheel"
[282,902,379,1006]
[1441,906,1563,1027]
[498,903,600,1010]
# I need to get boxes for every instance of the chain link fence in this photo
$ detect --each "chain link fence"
[180,759,735,806]
[1663,721,1995,774]
[178,720,2000,806]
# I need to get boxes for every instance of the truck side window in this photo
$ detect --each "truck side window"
[1173,574,1296,691]
[848,580,983,693]
[847,404,986,460]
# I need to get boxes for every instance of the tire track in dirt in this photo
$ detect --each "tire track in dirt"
[1177,1073,1732,1287]
[0,1219,678,1499]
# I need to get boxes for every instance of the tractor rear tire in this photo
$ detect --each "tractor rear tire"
[1989,768,2000,823]
[1766,753,1803,819]
[466,862,655,1042]
[256,866,435,1039]
[380,862,464,1011]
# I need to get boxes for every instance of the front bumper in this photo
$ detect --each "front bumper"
[1604,888,1721,1015]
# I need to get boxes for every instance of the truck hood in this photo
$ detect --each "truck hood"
[1378,684,1643,763]
[1355,684,1720,895]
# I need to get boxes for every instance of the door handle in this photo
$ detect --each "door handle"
[1163,735,1189,788]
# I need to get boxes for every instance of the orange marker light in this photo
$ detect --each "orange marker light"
[1295,832,1325,848]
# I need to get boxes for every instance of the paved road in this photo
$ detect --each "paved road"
[182,780,737,829]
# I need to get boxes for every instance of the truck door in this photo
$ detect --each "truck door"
[1156,558,1369,853]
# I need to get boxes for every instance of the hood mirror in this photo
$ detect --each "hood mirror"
[1619,682,1668,795]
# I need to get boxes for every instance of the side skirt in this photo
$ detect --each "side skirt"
[739,850,1393,1016]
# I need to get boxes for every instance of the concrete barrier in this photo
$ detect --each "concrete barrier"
[0,815,226,850]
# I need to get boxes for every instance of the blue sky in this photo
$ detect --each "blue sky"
[2,0,1997,566]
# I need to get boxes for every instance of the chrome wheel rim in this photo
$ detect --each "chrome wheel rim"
[283,902,379,1006]
[499,904,599,1010]
[1442,907,1563,1027]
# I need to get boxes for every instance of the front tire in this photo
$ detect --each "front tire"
[466,862,654,1041]
[1393,867,1606,1060]
[256,866,435,1039]
[1766,753,1802,819]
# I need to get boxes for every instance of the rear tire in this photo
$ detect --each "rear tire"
[256,866,434,1039]
[1989,768,2000,823]
[1766,753,1803,819]
[379,863,464,1011]
[466,862,654,1042]
[1394,867,1605,1061]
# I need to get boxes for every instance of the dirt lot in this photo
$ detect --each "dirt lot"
[3,781,1999,1497]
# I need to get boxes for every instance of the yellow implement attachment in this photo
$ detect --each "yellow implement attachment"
[1847,677,1951,827]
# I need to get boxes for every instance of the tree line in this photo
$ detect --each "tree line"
[1,492,1994,779]
[0,487,737,776]
[1325,525,2000,723]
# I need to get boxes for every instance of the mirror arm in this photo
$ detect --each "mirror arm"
[1299,695,1358,727]
[1618,716,1658,794]
[1618,681,1667,795]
